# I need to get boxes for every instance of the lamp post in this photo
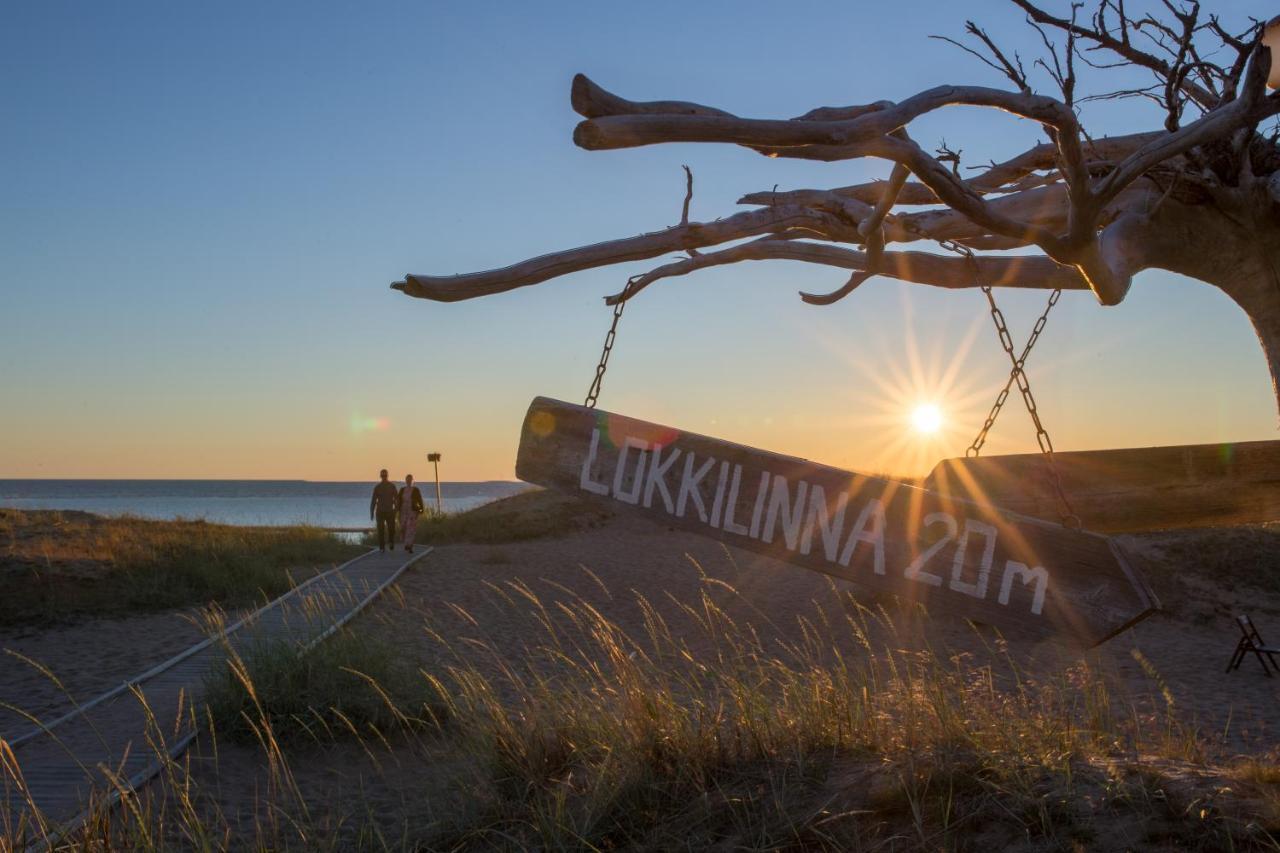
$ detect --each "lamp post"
[427,452,443,513]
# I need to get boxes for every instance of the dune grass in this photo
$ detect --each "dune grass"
[1132,523,1280,595]
[202,627,441,744]
[0,509,363,625]
[8,568,1279,851]
[393,488,613,547]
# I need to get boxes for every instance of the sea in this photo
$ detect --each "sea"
[0,480,531,531]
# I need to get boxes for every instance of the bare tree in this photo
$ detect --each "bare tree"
[393,1,1280,417]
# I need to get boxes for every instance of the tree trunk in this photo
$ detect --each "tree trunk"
[1136,200,1280,424]
[1226,266,1280,423]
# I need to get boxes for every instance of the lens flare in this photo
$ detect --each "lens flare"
[350,413,391,433]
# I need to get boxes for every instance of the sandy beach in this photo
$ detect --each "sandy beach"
[4,491,1280,848]
[120,502,1277,848]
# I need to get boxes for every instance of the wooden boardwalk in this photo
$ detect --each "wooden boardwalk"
[1,546,431,845]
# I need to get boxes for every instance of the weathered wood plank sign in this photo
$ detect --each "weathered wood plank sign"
[516,397,1159,646]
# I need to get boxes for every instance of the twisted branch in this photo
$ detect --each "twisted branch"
[599,238,1087,306]
[393,3,1280,319]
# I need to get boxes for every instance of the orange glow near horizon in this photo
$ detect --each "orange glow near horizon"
[6,282,1274,483]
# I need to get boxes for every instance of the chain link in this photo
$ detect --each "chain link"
[939,239,1080,529]
[967,287,1062,457]
[583,282,633,409]
[582,243,1078,528]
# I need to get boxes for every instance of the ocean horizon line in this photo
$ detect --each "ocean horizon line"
[0,477,523,485]
[0,479,533,528]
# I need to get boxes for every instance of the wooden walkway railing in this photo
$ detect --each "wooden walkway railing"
[1,546,432,848]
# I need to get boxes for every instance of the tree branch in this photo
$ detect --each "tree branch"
[570,73,734,119]
[750,131,1161,208]
[599,238,1089,305]
[573,83,1079,153]
[394,7,1278,326]
[1094,46,1280,207]
[392,206,847,302]
[1007,0,1219,110]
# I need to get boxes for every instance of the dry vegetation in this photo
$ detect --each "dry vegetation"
[0,508,363,626]
[1124,524,1280,599]
[5,495,1280,850]
[8,579,1280,851]
[404,488,613,546]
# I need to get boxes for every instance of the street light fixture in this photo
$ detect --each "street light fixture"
[427,452,443,513]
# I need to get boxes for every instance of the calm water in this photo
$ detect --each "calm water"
[0,480,530,529]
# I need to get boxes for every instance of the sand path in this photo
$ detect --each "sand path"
[0,611,210,743]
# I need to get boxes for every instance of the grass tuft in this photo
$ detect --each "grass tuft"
[203,628,443,744]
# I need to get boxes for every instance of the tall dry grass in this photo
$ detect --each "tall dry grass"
[4,566,1280,850]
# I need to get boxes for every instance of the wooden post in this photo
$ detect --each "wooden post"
[427,452,443,513]
[516,396,1159,647]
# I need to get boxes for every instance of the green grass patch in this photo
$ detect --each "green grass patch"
[0,509,363,625]
[382,488,612,547]
[203,628,441,744]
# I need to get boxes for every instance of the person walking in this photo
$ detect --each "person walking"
[397,473,426,553]
[370,469,399,552]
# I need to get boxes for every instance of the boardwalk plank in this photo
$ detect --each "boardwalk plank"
[0,547,430,843]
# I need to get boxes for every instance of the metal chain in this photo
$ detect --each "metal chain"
[939,238,1081,529]
[583,282,633,409]
[967,287,1062,457]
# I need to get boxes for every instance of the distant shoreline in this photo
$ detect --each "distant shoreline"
[0,478,522,485]
[0,480,533,529]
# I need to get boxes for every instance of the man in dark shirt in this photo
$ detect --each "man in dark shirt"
[370,469,399,551]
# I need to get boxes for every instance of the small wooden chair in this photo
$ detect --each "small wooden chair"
[1226,615,1280,676]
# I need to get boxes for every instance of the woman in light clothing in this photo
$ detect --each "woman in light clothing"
[397,474,426,553]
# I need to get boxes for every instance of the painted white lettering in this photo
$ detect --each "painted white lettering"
[676,454,716,522]
[612,437,650,505]
[578,428,610,496]
[902,511,955,587]
[642,445,682,513]
[948,519,997,600]
[709,461,730,529]
[748,471,771,539]
[721,464,749,535]
[762,475,808,550]
[838,498,887,575]
[998,561,1048,615]
[799,485,849,561]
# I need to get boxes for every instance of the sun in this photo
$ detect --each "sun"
[910,403,943,435]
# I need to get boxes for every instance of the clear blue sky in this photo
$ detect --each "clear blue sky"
[2,1,1275,480]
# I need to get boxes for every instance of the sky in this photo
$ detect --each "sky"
[2,0,1277,482]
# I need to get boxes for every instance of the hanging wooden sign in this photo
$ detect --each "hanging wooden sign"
[516,397,1159,647]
